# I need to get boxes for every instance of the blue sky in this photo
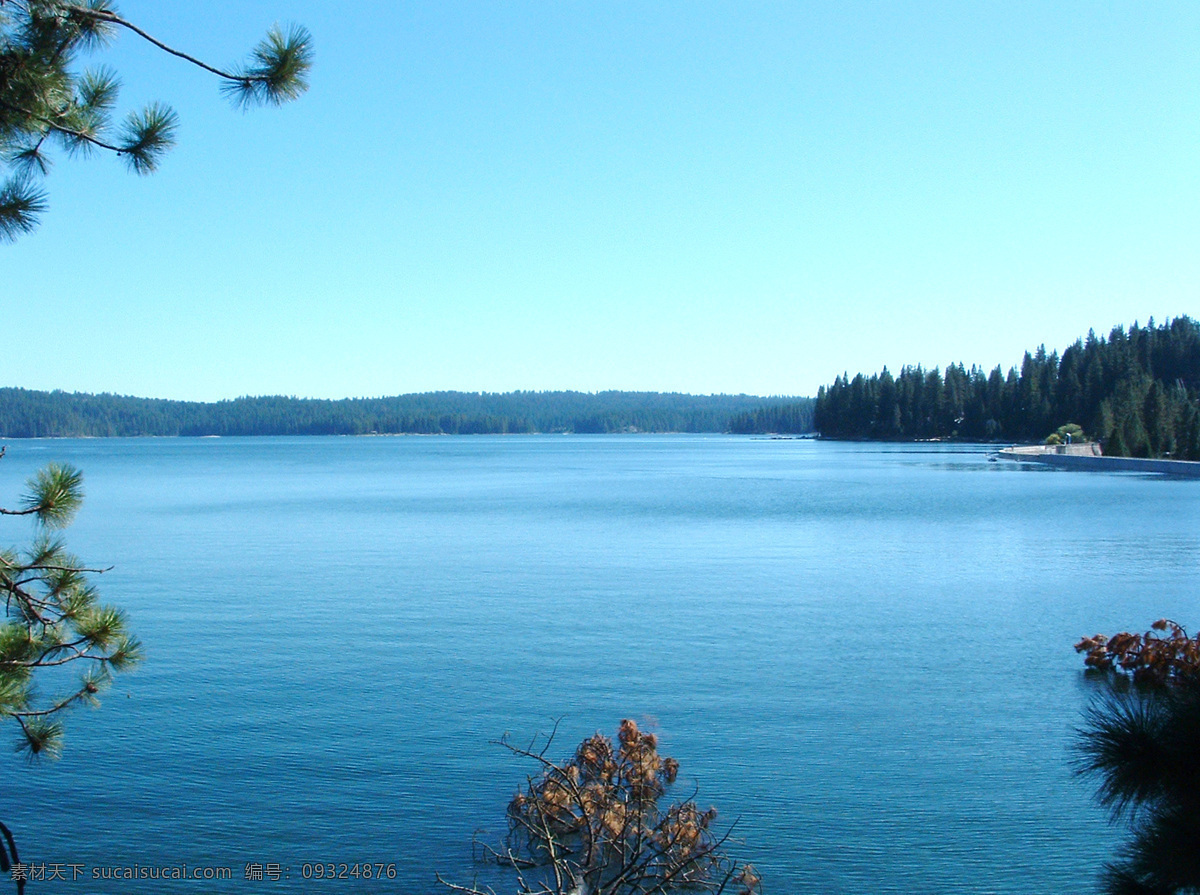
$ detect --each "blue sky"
[3,1,1198,401]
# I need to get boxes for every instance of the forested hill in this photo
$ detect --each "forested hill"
[814,316,1200,459]
[0,389,813,437]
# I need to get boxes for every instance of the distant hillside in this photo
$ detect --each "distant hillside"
[814,316,1200,459]
[0,389,812,438]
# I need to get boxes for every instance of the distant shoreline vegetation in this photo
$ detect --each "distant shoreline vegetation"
[0,389,815,438]
[814,316,1200,460]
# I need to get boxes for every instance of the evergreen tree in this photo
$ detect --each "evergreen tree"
[1,458,140,885]
[0,460,139,755]
[0,388,795,437]
[1077,684,1200,894]
[813,317,1200,458]
[2,2,310,883]
[1,0,312,239]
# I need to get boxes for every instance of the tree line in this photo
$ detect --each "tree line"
[0,389,806,438]
[728,400,816,435]
[812,317,1200,459]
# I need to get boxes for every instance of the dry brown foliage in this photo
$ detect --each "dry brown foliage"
[1075,619,1200,685]
[440,720,760,895]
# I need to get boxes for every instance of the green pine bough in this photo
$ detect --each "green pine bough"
[1,453,141,887]
[1,0,313,240]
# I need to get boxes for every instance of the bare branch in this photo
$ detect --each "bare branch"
[63,5,241,81]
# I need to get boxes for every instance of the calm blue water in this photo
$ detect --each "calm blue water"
[2,436,1197,894]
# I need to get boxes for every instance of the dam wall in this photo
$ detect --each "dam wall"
[998,444,1200,478]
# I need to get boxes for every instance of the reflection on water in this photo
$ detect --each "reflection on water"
[2,436,1196,893]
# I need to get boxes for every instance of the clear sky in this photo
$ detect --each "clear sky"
[3,1,1198,401]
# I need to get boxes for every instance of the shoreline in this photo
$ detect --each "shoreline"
[997,444,1200,478]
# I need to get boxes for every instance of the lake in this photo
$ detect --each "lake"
[3,436,1196,894]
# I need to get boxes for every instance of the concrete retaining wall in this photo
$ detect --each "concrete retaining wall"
[998,447,1200,477]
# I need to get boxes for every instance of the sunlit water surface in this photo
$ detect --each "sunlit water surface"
[3,436,1196,894]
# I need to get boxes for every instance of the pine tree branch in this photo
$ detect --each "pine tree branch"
[0,98,125,154]
[9,680,98,718]
[16,562,113,574]
[4,634,113,670]
[0,819,28,895]
[6,649,109,669]
[63,5,243,82]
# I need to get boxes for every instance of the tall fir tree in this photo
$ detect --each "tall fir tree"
[813,317,1200,459]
